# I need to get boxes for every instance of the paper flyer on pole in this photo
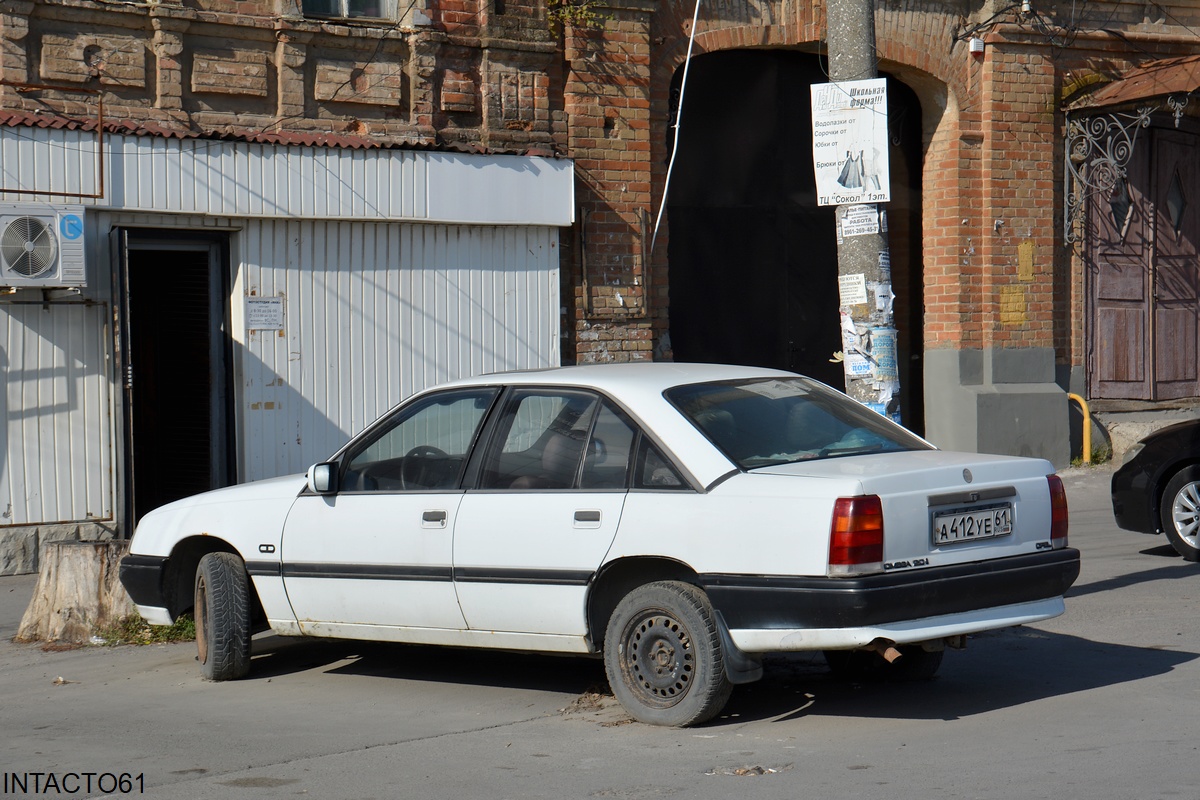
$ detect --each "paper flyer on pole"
[811,78,891,207]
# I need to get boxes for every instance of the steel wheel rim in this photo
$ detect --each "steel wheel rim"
[620,608,694,709]
[195,574,210,665]
[1171,482,1200,548]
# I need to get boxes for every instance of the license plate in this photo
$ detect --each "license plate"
[932,504,1013,545]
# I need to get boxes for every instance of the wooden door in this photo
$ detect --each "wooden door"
[1151,131,1199,399]
[1087,128,1200,400]
[1088,140,1152,398]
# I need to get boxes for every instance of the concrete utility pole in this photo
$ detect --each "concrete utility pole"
[824,0,902,421]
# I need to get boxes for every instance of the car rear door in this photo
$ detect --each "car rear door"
[452,389,633,636]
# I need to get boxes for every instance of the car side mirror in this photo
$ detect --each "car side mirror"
[307,462,338,495]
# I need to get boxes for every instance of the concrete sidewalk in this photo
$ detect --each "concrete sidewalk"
[0,572,37,642]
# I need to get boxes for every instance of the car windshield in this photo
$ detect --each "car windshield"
[664,377,932,469]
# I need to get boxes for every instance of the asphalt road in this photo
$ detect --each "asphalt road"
[2,464,1198,800]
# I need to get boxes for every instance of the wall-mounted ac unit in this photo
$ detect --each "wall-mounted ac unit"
[0,204,87,288]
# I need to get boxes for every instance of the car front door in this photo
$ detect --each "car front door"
[453,389,635,637]
[280,388,498,635]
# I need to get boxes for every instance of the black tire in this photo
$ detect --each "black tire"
[603,581,733,727]
[1160,466,1200,562]
[194,552,252,681]
[824,645,943,681]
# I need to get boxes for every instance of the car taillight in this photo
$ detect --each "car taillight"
[829,495,884,575]
[1047,474,1068,549]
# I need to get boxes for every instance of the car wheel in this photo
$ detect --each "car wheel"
[603,581,733,727]
[1160,466,1200,562]
[194,552,252,681]
[824,646,943,681]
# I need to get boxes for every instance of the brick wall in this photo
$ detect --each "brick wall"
[563,0,656,363]
[976,34,1058,350]
[0,0,558,153]
[618,0,1200,379]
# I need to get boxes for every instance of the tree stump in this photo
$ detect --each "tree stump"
[16,541,136,644]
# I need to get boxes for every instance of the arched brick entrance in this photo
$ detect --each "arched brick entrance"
[660,49,927,431]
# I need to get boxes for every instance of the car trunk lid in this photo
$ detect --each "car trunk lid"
[752,449,1060,572]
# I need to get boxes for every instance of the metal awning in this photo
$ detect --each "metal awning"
[1063,56,1199,242]
[1070,55,1200,111]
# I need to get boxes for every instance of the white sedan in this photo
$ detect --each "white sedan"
[120,363,1079,726]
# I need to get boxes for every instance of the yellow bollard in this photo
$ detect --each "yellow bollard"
[1067,393,1092,465]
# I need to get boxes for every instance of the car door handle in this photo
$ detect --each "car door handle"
[422,510,448,528]
[574,509,601,528]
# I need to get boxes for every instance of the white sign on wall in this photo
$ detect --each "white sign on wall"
[810,78,891,207]
[246,296,285,331]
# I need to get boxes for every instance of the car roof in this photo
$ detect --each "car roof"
[439,362,798,394]
[430,363,802,487]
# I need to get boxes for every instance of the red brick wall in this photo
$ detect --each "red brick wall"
[563,0,656,362]
[617,0,1199,377]
[0,0,558,153]
[976,34,1058,350]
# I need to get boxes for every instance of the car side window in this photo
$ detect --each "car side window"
[580,402,637,490]
[633,438,687,490]
[479,390,600,490]
[341,388,498,492]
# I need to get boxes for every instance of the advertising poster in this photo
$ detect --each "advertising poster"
[810,78,891,207]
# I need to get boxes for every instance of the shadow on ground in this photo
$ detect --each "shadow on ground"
[246,634,608,695]
[1067,557,1197,598]
[715,626,1196,726]
[241,624,1194,730]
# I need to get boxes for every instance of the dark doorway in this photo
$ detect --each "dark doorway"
[666,50,925,431]
[113,230,234,528]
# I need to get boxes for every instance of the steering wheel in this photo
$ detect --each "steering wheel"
[400,445,448,489]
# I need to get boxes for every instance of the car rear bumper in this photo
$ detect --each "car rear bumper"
[727,596,1066,652]
[699,548,1080,640]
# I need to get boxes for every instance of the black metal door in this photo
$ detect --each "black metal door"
[113,230,233,528]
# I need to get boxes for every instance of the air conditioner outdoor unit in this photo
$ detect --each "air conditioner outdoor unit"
[0,204,87,288]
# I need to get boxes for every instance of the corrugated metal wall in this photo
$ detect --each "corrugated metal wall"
[236,219,560,480]
[2,129,569,529]
[0,129,573,226]
[0,301,113,525]
[0,127,100,198]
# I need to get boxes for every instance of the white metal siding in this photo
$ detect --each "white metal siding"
[236,219,560,480]
[0,127,100,198]
[1,125,570,530]
[0,129,574,226]
[0,301,113,525]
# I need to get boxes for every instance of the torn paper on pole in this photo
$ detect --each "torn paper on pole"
[840,311,872,378]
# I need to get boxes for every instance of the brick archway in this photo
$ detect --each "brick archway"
[652,47,927,429]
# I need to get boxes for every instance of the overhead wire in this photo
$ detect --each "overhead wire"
[649,0,701,256]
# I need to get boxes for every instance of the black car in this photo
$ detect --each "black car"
[1112,419,1200,561]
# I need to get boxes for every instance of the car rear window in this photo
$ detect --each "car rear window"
[664,377,932,469]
